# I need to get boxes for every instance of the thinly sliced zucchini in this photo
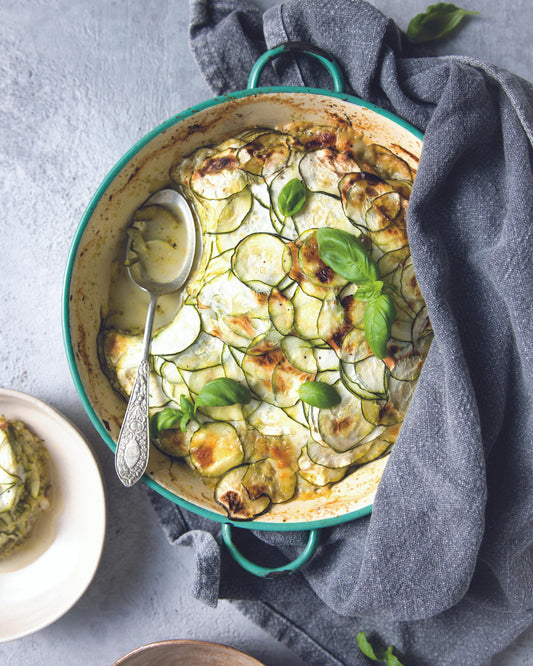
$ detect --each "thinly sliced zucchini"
[216,197,276,254]
[268,288,295,335]
[298,147,360,196]
[283,400,308,427]
[339,288,367,330]
[243,457,297,503]
[237,131,292,178]
[158,359,183,384]
[306,437,367,470]
[338,329,371,363]
[200,311,252,350]
[292,287,322,340]
[242,337,283,404]
[365,144,413,182]
[297,229,347,290]
[318,293,347,345]
[210,188,253,234]
[377,245,411,278]
[364,192,401,232]
[114,340,168,407]
[245,401,307,437]
[189,422,244,477]
[314,347,340,372]
[232,233,292,292]
[197,271,269,319]
[215,464,271,520]
[316,381,375,452]
[190,149,248,200]
[354,436,392,465]
[341,356,389,400]
[339,173,393,227]
[401,258,423,310]
[160,377,189,405]
[272,359,311,408]
[365,196,409,253]
[153,425,192,458]
[294,192,354,236]
[224,315,270,341]
[280,336,317,374]
[185,364,226,397]
[171,332,224,371]
[151,305,201,356]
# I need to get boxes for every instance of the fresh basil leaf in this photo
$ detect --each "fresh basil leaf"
[317,228,379,284]
[407,3,479,44]
[195,377,252,408]
[298,381,341,409]
[179,413,190,433]
[356,281,383,302]
[364,293,396,359]
[278,178,307,217]
[356,632,380,660]
[179,394,194,417]
[149,408,183,438]
[386,651,404,666]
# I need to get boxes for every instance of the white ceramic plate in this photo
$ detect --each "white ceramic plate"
[0,388,106,643]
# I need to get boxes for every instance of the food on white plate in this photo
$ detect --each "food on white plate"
[0,416,52,559]
[99,121,432,520]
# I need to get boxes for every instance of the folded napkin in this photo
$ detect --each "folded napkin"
[150,1,533,663]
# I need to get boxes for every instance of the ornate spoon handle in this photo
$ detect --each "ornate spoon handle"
[115,294,157,487]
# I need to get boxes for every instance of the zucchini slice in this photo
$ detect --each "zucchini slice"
[151,305,201,356]
[189,422,244,477]
[316,381,376,452]
[294,191,354,236]
[272,359,312,408]
[215,464,271,520]
[153,425,192,458]
[237,131,292,178]
[211,188,253,234]
[232,232,292,292]
[292,287,322,340]
[280,336,317,374]
[171,332,224,371]
[268,288,295,335]
[298,147,360,196]
[305,438,362,471]
[297,229,347,290]
[242,457,297,503]
[364,144,413,182]
[197,271,269,319]
[340,172,394,227]
[317,293,347,346]
[245,401,307,437]
[340,356,389,400]
[190,149,248,200]
[364,192,401,232]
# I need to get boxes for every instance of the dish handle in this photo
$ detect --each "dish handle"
[221,523,320,578]
[247,42,345,93]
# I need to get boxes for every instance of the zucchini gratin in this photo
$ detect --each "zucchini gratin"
[100,121,432,520]
[0,416,51,559]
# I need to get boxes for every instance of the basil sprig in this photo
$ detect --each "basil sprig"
[407,3,479,44]
[356,631,404,666]
[316,228,379,284]
[277,178,307,217]
[317,228,396,359]
[298,381,341,409]
[150,378,252,437]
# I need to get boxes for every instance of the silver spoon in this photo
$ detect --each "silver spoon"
[114,188,196,487]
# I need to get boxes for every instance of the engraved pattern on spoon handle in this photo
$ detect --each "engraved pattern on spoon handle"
[115,358,150,487]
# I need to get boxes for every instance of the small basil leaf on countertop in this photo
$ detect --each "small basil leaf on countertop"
[407,3,479,44]
[317,228,379,284]
[363,293,397,359]
[195,377,252,408]
[277,178,307,217]
[298,381,341,409]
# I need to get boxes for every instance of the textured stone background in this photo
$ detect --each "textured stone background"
[1,0,532,664]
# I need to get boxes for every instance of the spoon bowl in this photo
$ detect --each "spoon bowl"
[114,188,196,487]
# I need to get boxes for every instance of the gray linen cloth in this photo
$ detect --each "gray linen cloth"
[149,1,533,663]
